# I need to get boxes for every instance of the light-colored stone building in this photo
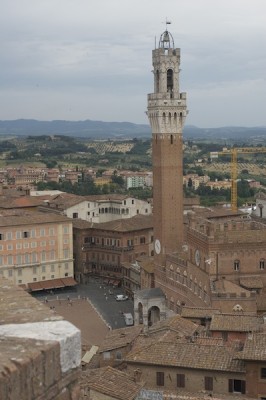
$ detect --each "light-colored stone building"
[41,193,152,224]
[0,211,74,289]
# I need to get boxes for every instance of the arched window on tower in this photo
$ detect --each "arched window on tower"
[156,70,160,93]
[167,69,173,97]
[170,135,173,144]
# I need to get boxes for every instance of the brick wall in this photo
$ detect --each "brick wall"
[0,277,81,400]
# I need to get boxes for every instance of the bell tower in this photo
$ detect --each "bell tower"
[147,27,188,266]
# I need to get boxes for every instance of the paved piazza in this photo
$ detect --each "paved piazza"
[32,280,134,346]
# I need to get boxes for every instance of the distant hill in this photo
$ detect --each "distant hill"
[0,119,266,140]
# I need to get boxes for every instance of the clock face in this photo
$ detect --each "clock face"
[155,239,161,255]
[195,249,201,266]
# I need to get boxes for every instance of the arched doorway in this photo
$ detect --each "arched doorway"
[148,305,160,326]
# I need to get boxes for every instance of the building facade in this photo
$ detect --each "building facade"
[0,211,74,287]
[73,215,153,285]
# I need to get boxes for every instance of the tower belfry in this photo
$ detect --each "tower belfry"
[147,27,188,267]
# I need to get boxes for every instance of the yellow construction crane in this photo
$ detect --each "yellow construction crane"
[210,147,266,212]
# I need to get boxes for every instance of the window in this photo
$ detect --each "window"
[132,199,134,204]
[51,264,55,272]
[103,352,110,360]
[234,260,240,271]
[7,244,13,251]
[7,255,13,265]
[41,251,46,262]
[31,242,37,248]
[116,351,122,360]
[16,243,22,250]
[63,249,69,259]
[17,268,22,276]
[51,275,55,279]
[156,372,164,386]
[33,266,37,274]
[63,226,69,234]
[222,331,228,341]
[140,237,146,244]
[23,231,30,238]
[73,212,78,218]
[205,376,213,391]
[42,265,46,273]
[7,232,12,240]
[0,256,2,266]
[0,233,4,240]
[49,228,54,236]
[176,374,185,388]
[260,259,265,270]
[16,231,21,239]
[40,228,45,237]
[31,229,36,238]
[8,269,13,277]
[228,379,245,394]
[261,368,266,379]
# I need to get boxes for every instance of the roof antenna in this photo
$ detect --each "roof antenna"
[165,18,172,30]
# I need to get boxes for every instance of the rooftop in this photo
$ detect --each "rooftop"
[210,313,264,332]
[126,340,244,373]
[80,366,143,400]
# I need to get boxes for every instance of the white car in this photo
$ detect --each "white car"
[115,294,128,301]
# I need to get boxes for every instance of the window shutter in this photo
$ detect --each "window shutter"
[205,377,213,391]
[177,374,185,388]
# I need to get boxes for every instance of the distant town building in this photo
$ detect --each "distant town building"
[40,193,152,224]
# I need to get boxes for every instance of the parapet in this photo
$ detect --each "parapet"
[0,277,81,400]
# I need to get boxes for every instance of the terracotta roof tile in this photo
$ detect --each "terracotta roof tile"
[126,340,244,372]
[72,214,153,232]
[236,332,266,361]
[240,276,263,289]
[181,306,220,319]
[210,313,264,332]
[0,211,71,227]
[99,325,143,352]
[97,214,153,232]
[80,366,143,400]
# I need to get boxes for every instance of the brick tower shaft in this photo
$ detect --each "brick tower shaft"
[147,29,188,264]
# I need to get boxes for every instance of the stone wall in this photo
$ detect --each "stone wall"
[0,277,81,400]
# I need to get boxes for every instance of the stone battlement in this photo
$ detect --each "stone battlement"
[0,277,81,400]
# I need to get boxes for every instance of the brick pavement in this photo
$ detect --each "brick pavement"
[48,298,110,347]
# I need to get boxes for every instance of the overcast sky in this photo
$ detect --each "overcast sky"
[1,0,266,128]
